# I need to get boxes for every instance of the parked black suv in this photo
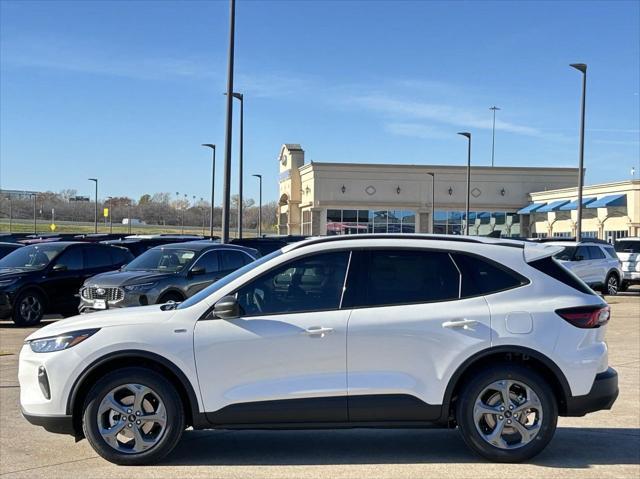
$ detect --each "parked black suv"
[0,242,133,325]
[0,242,23,260]
[102,235,208,257]
[230,235,308,256]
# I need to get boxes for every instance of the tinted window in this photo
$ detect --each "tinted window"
[603,246,618,259]
[362,250,460,307]
[195,251,219,274]
[451,253,525,297]
[615,240,640,253]
[575,245,591,260]
[84,245,113,269]
[554,246,576,261]
[236,251,350,316]
[110,247,132,265]
[55,247,84,271]
[0,243,66,271]
[529,256,594,295]
[588,246,605,259]
[221,250,250,271]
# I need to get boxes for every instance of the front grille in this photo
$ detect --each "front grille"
[81,287,124,302]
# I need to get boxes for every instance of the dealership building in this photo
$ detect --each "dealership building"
[276,144,640,240]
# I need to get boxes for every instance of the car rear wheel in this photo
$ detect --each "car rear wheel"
[82,367,185,465]
[12,290,45,326]
[455,364,557,462]
[605,273,619,296]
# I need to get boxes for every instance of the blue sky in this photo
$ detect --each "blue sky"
[1,0,638,204]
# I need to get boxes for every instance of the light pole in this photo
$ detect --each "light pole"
[221,0,236,243]
[252,174,262,237]
[107,196,113,234]
[88,178,98,233]
[7,196,12,233]
[458,132,472,235]
[128,202,132,234]
[427,173,435,233]
[32,193,37,234]
[182,194,187,234]
[490,106,500,167]
[202,144,216,238]
[570,63,587,240]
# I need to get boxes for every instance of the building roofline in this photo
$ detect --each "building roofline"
[300,161,578,172]
[530,179,640,196]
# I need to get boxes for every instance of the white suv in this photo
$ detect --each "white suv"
[614,237,640,291]
[548,240,623,295]
[19,235,618,465]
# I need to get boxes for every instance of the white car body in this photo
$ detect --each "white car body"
[547,241,623,294]
[615,237,640,288]
[19,235,619,464]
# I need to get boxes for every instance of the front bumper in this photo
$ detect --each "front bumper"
[22,409,75,436]
[622,271,640,284]
[79,291,158,313]
[564,367,619,416]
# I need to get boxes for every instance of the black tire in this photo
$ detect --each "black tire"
[82,367,185,465]
[157,292,184,304]
[604,273,619,296]
[619,281,629,293]
[455,363,558,463]
[12,289,45,326]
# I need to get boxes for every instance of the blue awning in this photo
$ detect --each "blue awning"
[558,197,596,211]
[586,194,627,209]
[517,203,547,215]
[537,200,571,213]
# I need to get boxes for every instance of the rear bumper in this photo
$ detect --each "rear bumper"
[622,271,640,284]
[564,367,618,416]
[22,409,75,436]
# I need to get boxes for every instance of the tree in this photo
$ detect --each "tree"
[139,194,152,205]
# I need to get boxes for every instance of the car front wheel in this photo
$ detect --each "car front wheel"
[605,273,619,296]
[82,367,185,465]
[455,364,557,462]
[13,290,45,326]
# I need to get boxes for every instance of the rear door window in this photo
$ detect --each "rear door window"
[575,245,591,261]
[357,249,460,307]
[84,245,113,269]
[220,250,251,271]
[587,246,606,260]
[451,253,527,297]
[195,251,220,274]
[54,247,84,271]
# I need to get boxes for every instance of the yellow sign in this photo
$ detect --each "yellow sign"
[103,208,109,218]
[50,223,56,232]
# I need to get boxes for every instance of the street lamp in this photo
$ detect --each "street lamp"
[107,196,113,234]
[127,202,132,234]
[32,193,37,234]
[202,144,216,239]
[570,63,587,240]
[252,174,262,237]
[88,178,98,233]
[458,132,472,235]
[221,0,237,244]
[427,173,435,233]
[490,106,500,167]
[225,92,244,239]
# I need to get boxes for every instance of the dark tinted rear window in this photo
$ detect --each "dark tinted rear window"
[615,240,640,253]
[529,256,594,295]
[588,246,605,259]
[85,245,113,268]
[359,249,460,307]
[451,253,526,297]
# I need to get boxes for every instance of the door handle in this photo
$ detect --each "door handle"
[442,318,478,330]
[304,326,334,338]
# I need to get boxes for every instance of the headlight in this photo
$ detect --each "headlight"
[124,282,157,293]
[27,329,100,353]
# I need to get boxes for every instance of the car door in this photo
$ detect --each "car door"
[44,245,85,311]
[344,249,492,421]
[587,246,607,285]
[570,245,592,283]
[185,250,221,297]
[193,250,352,424]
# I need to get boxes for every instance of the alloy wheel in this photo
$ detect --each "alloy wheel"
[473,379,543,450]
[97,383,167,454]
[19,295,42,323]
[607,276,618,295]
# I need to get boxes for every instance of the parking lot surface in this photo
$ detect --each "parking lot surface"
[1,292,638,479]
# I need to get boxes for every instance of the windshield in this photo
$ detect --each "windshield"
[0,243,66,271]
[553,246,576,261]
[124,248,196,272]
[615,240,640,254]
[178,249,283,309]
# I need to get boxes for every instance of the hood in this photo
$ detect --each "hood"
[26,304,177,341]
[84,270,176,287]
[0,269,30,281]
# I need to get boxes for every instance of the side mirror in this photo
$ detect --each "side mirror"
[52,264,67,272]
[190,266,206,276]
[213,295,239,319]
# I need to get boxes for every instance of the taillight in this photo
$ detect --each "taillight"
[556,305,610,328]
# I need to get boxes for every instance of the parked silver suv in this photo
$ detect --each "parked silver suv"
[548,240,623,295]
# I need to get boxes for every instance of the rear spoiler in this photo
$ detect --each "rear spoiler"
[523,242,564,263]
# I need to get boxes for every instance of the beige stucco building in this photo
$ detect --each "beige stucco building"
[276,144,580,237]
[522,180,640,240]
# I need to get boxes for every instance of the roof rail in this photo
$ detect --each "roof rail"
[288,234,525,251]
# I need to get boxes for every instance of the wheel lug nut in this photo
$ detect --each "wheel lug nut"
[136,420,141,425]
[128,423,132,428]
[500,407,505,411]
[136,411,141,416]
[127,409,132,414]
[509,405,514,410]
[499,415,503,420]
[507,419,512,424]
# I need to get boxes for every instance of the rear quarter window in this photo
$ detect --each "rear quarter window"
[451,253,527,297]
